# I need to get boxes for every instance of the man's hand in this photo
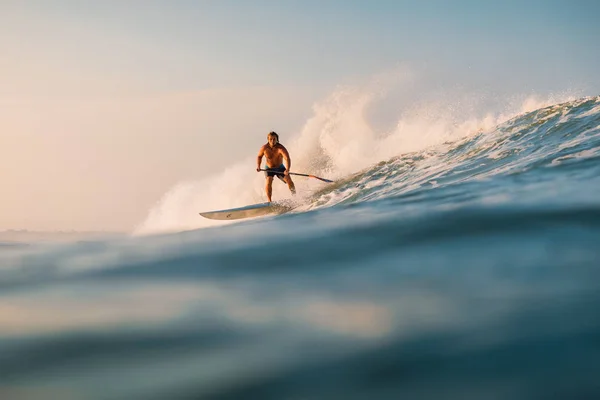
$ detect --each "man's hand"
[284,170,289,176]
[256,167,261,172]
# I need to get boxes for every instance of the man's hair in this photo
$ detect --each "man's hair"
[267,131,279,143]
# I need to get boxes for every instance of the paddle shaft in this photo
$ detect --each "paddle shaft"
[260,169,333,183]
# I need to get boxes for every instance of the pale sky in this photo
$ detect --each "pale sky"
[1,0,598,232]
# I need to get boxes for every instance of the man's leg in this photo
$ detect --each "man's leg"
[284,175,296,195]
[265,177,274,202]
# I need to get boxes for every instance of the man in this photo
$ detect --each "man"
[256,131,296,202]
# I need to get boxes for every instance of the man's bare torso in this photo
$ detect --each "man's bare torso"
[261,143,285,167]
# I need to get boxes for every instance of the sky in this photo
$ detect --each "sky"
[1,0,599,232]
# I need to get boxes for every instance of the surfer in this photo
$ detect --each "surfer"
[256,131,296,202]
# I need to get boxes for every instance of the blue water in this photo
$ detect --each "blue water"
[1,97,600,399]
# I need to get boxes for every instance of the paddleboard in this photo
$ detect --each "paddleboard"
[199,202,292,220]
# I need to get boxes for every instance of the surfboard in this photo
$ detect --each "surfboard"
[199,202,292,220]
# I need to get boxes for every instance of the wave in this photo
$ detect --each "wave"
[304,96,600,208]
[134,82,592,235]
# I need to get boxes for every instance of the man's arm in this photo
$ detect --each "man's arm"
[257,146,265,171]
[280,145,291,174]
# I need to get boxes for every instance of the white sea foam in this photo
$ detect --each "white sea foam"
[135,69,578,235]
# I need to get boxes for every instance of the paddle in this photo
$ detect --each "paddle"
[260,169,333,183]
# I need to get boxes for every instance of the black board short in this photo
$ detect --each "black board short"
[265,165,286,180]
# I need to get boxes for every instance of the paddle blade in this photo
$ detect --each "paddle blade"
[309,175,333,183]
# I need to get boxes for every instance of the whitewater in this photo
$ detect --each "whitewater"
[1,88,599,399]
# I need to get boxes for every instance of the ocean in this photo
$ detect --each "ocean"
[1,96,600,399]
